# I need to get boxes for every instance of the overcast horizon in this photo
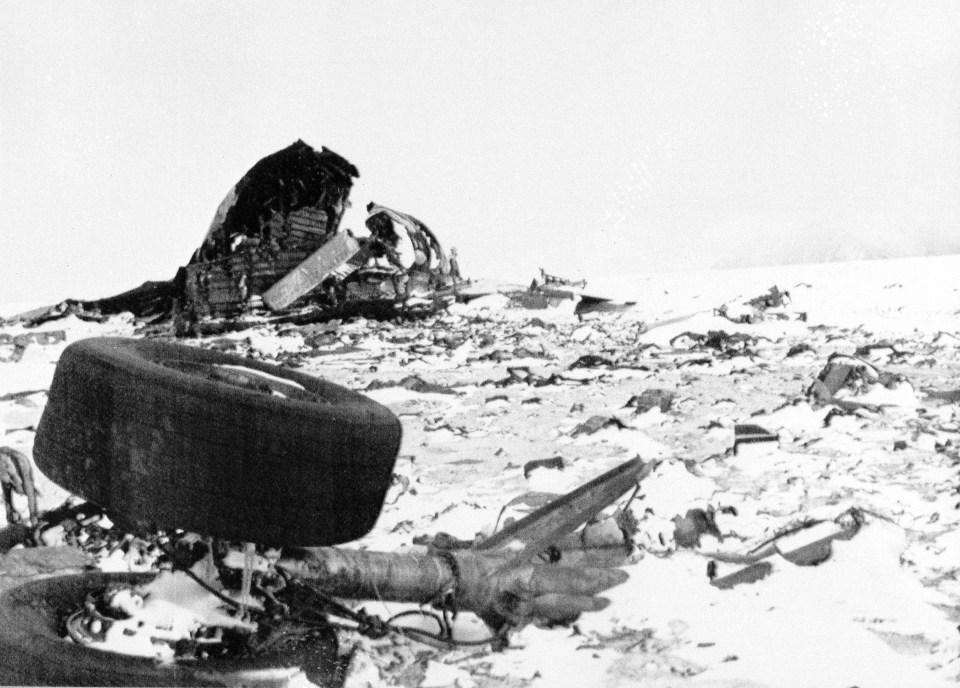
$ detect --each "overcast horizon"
[3,1,959,306]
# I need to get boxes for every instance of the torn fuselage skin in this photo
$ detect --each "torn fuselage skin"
[8,141,461,331]
[340,203,456,308]
[179,143,458,326]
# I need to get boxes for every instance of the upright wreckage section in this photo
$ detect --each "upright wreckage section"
[181,140,360,320]
[12,140,461,332]
[178,140,460,327]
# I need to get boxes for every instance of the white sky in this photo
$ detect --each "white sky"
[2,1,959,304]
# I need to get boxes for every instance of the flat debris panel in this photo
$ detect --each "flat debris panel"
[264,232,362,311]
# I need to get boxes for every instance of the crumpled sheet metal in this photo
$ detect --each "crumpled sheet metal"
[807,353,908,407]
[359,203,457,297]
[711,508,865,590]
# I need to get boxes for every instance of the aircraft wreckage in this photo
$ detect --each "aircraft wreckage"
[7,140,637,333]
[179,141,461,330]
[13,141,464,334]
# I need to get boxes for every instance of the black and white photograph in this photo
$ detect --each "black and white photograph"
[2,2,960,686]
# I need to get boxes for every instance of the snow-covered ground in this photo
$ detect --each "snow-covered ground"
[2,254,960,687]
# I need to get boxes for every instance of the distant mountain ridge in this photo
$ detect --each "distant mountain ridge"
[711,227,960,270]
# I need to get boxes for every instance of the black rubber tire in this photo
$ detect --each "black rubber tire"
[0,571,342,686]
[34,337,402,546]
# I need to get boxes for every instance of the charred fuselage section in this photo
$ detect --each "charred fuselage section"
[12,141,463,332]
[181,140,360,320]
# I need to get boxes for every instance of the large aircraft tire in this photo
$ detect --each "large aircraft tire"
[34,337,402,546]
